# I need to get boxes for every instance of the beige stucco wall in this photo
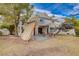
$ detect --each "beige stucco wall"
[58,29,76,36]
[42,27,48,35]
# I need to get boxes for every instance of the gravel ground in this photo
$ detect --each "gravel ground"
[0,35,79,56]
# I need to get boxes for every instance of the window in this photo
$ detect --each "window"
[40,17,44,22]
[40,17,47,22]
[40,19,44,22]
[50,27,54,32]
[50,27,57,32]
[50,28,54,30]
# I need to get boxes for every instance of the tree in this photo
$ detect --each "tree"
[71,16,77,26]
[0,3,34,36]
[65,17,72,23]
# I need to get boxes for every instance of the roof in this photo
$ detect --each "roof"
[27,13,51,24]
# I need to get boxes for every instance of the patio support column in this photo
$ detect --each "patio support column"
[35,25,38,35]
[48,26,50,34]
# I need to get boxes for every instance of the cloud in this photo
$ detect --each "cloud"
[34,8,66,22]
[34,8,66,17]
[34,8,51,14]
[73,4,79,10]
[47,4,60,11]
[53,14,66,22]
[69,4,79,15]
[54,14,66,18]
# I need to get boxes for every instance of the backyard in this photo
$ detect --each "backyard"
[0,35,79,56]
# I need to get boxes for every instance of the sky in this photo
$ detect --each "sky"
[33,3,79,19]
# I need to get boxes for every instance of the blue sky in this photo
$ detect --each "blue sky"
[33,3,79,19]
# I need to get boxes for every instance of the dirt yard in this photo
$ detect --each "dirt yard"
[0,35,79,56]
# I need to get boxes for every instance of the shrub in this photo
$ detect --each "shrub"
[0,31,2,36]
[74,26,79,37]
[0,23,9,29]
[9,24,15,35]
[0,23,15,35]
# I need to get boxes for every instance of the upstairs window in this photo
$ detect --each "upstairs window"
[40,17,45,22]
[40,19,44,22]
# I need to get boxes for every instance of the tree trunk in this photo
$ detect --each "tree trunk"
[14,13,20,36]
[14,19,18,36]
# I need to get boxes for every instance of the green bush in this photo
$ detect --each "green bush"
[0,31,2,36]
[74,27,79,37]
[75,31,79,37]
[0,23,15,35]
[0,24,9,29]
[9,24,15,35]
